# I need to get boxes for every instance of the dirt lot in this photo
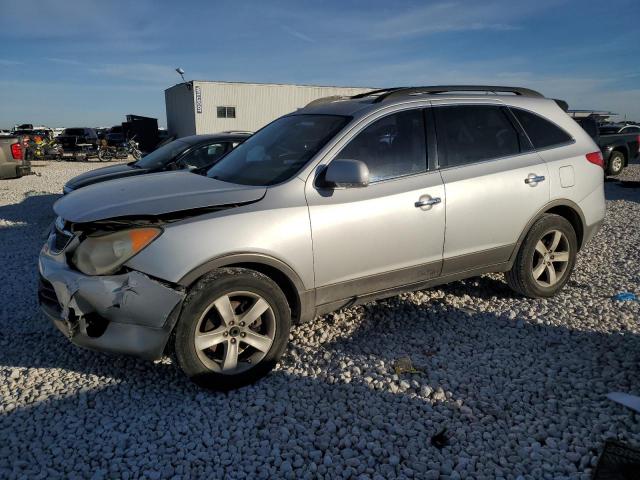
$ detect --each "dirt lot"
[1,159,639,479]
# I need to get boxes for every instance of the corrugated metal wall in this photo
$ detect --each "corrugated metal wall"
[191,81,372,135]
[165,84,196,138]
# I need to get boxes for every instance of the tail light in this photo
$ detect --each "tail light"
[586,151,604,169]
[637,135,640,154]
[10,143,23,160]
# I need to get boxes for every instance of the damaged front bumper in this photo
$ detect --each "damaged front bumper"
[38,241,185,360]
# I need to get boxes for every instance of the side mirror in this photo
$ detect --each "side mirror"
[322,159,369,188]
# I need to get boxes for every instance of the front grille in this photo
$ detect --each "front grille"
[38,276,61,314]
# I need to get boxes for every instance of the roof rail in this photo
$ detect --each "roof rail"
[353,85,545,103]
[351,88,403,99]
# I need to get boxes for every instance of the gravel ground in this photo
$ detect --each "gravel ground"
[1,160,639,479]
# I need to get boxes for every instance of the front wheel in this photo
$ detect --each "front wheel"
[174,268,291,390]
[505,214,577,298]
[132,149,142,160]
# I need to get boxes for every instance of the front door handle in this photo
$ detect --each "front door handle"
[524,174,545,185]
[415,197,441,208]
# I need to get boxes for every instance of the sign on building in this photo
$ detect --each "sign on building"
[195,86,202,114]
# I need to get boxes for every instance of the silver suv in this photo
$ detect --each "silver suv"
[39,86,605,389]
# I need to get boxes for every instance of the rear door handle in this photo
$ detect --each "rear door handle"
[524,174,545,185]
[415,197,441,208]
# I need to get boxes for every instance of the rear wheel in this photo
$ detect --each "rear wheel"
[607,151,625,176]
[98,149,111,162]
[505,214,577,298]
[174,268,291,390]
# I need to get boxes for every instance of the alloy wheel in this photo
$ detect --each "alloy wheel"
[194,291,276,374]
[531,230,570,288]
[611,155,623,173]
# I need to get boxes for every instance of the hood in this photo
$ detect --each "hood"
[65,164,141,191]
[54,171,266,223]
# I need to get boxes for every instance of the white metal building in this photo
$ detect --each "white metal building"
[164,80,372,138]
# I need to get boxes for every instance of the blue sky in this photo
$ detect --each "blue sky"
[0,0,638,128]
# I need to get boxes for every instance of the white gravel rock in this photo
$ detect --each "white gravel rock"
[0,160,639,478]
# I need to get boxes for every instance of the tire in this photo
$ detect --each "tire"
[505,214,577,298]
[174,267,291,390]
[98,149,111,162]
[607,151,625,176]
[132,149,142,160]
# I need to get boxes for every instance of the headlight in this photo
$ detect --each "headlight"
[72,227,161,275]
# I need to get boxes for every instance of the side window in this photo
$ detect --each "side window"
[621,126,640,133]
[434,105,525,168]
[512,108,572,149]
[180,143,227,169]
[335,109,427,182]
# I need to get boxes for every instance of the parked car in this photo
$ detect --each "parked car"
[596,124,640,175]
[39,85,605,389]
[63,132,250,193]
[57,127,99,160]
[0,135,30,178]
[571,119,639,176]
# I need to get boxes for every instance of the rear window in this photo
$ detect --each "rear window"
[134,139,190,169]
[512,109,572,149]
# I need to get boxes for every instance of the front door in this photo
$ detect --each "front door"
[306,108,446,306]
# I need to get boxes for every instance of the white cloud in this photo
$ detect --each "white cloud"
[371,1,523,38]
[0,59,23,66]
[45,57,83,66]
[89,63,179,85]
[282,26,315,43]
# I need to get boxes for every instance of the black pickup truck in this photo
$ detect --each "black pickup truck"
[57,127,99,160]
[574,119,639,175]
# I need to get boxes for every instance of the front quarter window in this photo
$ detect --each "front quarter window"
[207,115,350,186]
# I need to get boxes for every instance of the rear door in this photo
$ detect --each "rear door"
[434,103,549,274]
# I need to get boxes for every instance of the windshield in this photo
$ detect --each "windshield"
[134,139,190,169]
[207,114,350,186]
